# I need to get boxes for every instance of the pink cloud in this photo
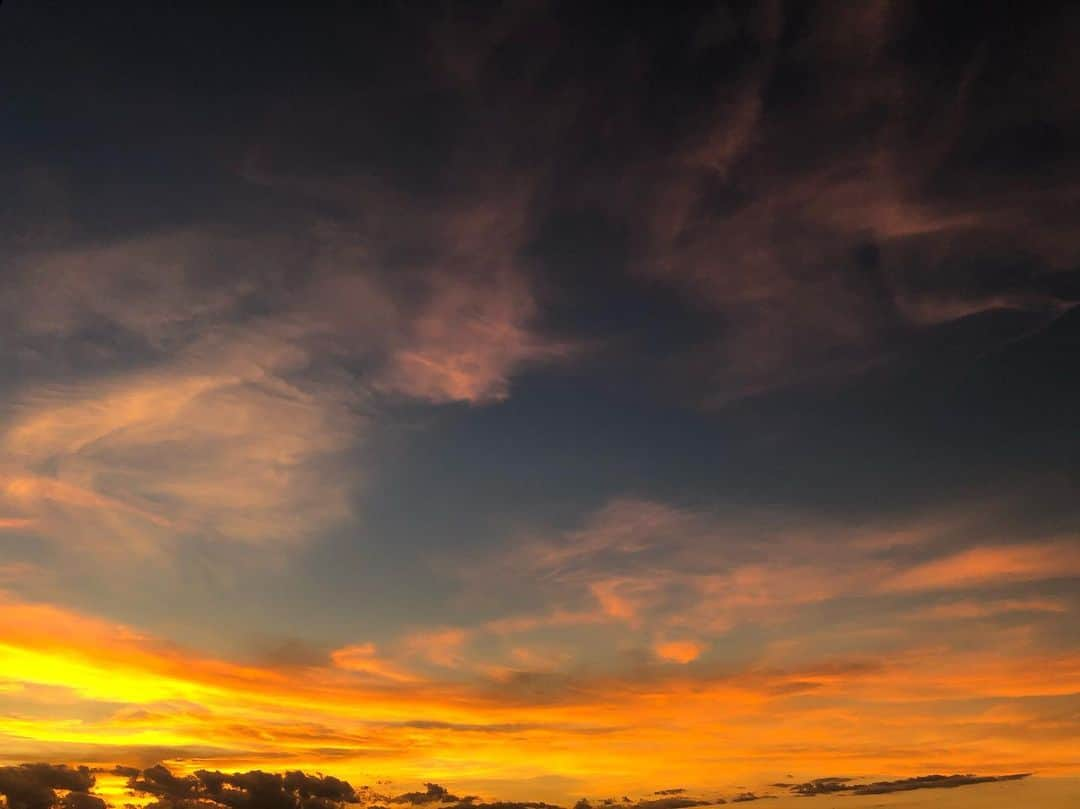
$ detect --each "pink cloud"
[374,269,571,405]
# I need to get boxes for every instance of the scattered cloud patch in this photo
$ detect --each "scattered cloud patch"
[391,785,462,805]
[779,772,1031,797]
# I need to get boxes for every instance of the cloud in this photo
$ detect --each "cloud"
[622,2,1080,401]
[391,784,461,805]
[402,629,471,670]
[781,772,1031,797]
[0,169,579,559]
[0,764,96,809]
[1,322,360,548]
[848,773,1031,795]
[770,776,847,797]
[479,496,1080,651]
[371,265,572,406]
[629,799,712,809]
[238,167,577,408]
[907,597,1070,621]
[130,765,200,799]
[58,793,106,809]
[330,644,420,683]
[2,2,1078,800]
[2,231,267,346]
[119,765,357,809]
[652,641,704,665]
[883,543,1080,592]
[0,760,1041,809]
[0,762,1042,809]
[445,803,560,809]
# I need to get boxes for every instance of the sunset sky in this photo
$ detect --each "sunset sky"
[1,2,1078,808]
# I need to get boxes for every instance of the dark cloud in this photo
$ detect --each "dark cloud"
[572,794,720,809]
[123,766,357,809]
[449,803,562,809]
[129,766,201,800]
[0,0,1074,550]
[632,799,712,809]
[6,0,1076,408]
[776,776,850,797]
[0,765,1036,809]
[850,773,1031,795]
[621,0,1080,402]
[781,772,1031,797]
[391,784,461,805]
[0,765,96,809]
[59,794,107,809]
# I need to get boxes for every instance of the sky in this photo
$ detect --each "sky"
[0,1,1078,808]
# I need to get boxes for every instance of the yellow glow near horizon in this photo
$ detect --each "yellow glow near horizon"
[0,590,1076,803]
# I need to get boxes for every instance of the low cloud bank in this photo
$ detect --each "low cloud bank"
[0,764,102,809]
[0,765,1034,809]
[774,772,1031,797]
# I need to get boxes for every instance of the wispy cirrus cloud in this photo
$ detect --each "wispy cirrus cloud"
[459,496,1078,665]
[0,179,576,552]
[883,543,1080,592]
[618,2,1080,401]
[1,321,359,549]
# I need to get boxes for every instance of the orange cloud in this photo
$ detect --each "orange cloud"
[403,628,471,669]
[884,543,1080,592]
[908,597,1070,621]
[374,268,571,405]
[589,579,646,622]
[330,643,421,683]
[653,640,704,664]
[1,326,359,549]
[0,591,1077,795]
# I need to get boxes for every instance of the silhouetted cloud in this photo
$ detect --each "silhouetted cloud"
[124,765,357,809]
[774,777,850,797]
[850,773,1031,795]
[782,772,1031,797]
[0,765,96,809]
[448,803,562,809]
[59,794,107,809]
[0,763,1042,809]
[391,785,461,805]
[632,798,712,809]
